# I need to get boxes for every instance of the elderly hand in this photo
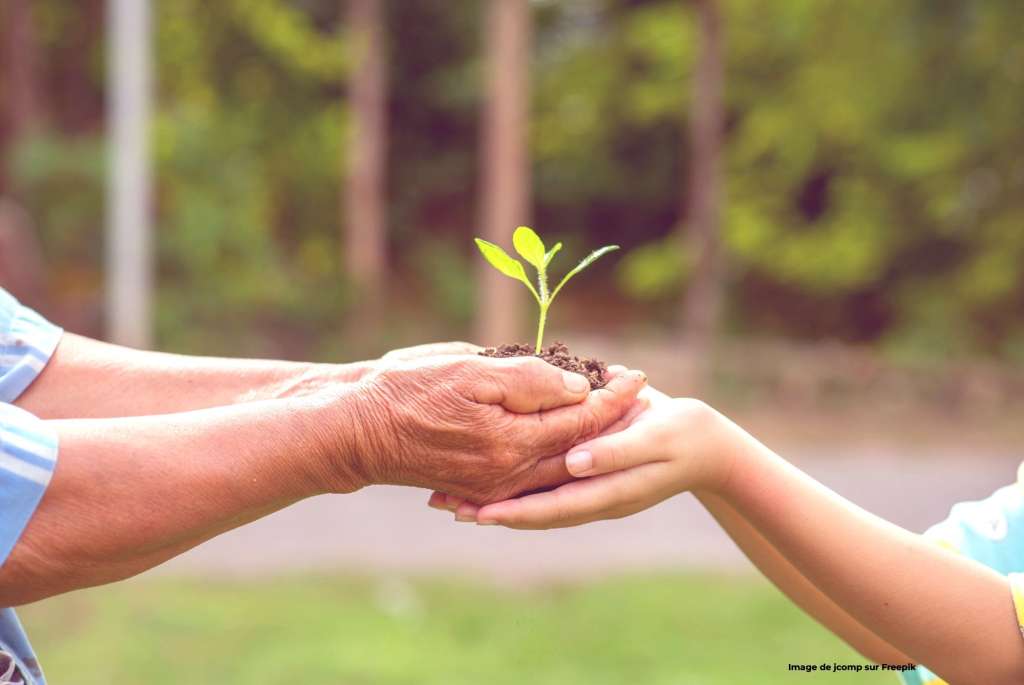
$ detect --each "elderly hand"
[268,342,484,400]
[320,355,647,504]
[440,386,735,528]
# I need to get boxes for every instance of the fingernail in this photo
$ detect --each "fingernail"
[454,513,475,523]
[562,371,589,393]
[566,450,593,475]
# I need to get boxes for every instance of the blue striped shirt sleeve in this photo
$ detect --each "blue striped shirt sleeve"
[0,406,58,565]
[0,290,63,404]
[0,289,62,566]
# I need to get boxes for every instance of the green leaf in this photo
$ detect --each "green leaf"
[551,245,620,300]
[544,242,563,266]
[474,238,541,302]
[512,226,546,269]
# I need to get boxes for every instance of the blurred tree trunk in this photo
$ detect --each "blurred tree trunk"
[0,200,46,308]
[106,0,154,349]
[476,0,531,345]
[2,0,44,137]
[679,0,725,391]
[60,0,105,134]
[345,0,388,317]
[0,0,47,309]
[1,0,45,193]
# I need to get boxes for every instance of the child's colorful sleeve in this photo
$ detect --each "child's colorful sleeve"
[897,481,1024,684]
[1008,573,1024,641]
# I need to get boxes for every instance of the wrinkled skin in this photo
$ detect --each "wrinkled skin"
[340,354,647,505]
[449,387,732,528]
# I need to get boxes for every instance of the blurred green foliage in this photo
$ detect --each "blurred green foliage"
[22,573,888,684]
[8,0,1024,360]
[153,0,352,353]
[10,135,105,283]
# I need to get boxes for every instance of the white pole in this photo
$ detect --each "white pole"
[106,0,153,348]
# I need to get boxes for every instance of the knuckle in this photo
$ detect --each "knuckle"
[551,491,568,524]
[370,365,403,389]
[510,355,552,381]
[442,358,476,380]
[447,360,494,399]
[374,364,436,398]
[605,443,624,472]
[575,410,602,442]
[493,407,519,432]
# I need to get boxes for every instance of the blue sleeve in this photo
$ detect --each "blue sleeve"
[0,289,62,566]
[898,481,1024,684]
[0,289,63,403]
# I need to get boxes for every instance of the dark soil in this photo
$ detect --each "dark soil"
[480,341,609,390]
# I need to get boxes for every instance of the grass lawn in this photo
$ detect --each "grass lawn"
[19,572,897,684]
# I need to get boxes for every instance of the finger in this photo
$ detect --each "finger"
[606,364,628,379]
[595,394,651,437]
[427,491,463,512]
[575,397,647,448]
[454,500,480,522]
[638,385,672,404]
[469,356,591,413]
[476,465,659,530]
[564,420,660,477]
[523,370,648,454]
[443,493,465,511]
[505,454,573,498]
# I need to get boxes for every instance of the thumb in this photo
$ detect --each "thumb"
[565,423,656,478]
[470,356,590,413]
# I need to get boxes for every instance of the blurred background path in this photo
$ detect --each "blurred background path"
[158,450,1021,583]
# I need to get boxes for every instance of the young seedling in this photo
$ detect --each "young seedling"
[475,226,619,353]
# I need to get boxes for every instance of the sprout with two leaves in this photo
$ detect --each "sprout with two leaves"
[475,227,619,354]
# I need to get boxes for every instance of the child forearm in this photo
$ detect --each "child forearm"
[719,429,1024,685]
[469,390,1024,683]
[696,492,909,665]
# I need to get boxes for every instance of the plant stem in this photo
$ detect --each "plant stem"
[535,303,548,354]
[535,263,550,354]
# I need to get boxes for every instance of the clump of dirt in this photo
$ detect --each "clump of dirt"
[480,341,609,390]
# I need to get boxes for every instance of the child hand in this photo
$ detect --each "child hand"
[451,386,737,529]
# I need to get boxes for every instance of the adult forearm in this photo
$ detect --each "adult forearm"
[720,432,1024,684]
[15,333,373,419]
[0,393,357,606]
[696,492,909,665]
